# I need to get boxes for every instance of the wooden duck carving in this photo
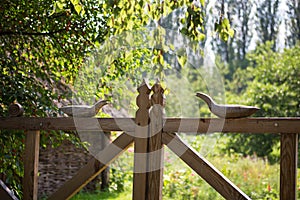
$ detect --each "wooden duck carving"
[196,92,259,118]
[59,100,109,117]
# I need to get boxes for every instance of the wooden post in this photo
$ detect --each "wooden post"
[23,130,40,200]
[100,132,111,190]
[92,132,111,191]
[280,133,298,200]
[147,81,164,200]
[133,80,151,200]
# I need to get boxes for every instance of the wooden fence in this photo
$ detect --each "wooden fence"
[0,81,299,200]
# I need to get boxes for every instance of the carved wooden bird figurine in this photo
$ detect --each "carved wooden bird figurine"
[59,100,109,117]
[196,92,259,118]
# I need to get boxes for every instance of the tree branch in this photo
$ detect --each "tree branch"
[0,29,65,36]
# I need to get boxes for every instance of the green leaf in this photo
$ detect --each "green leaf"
[70,0,79,5]
[222,18,230,27]
[228,29,235,37]
[74,4,82,14]
[56,1,66,10]
[177,55,187,67]
[200,0,205,6]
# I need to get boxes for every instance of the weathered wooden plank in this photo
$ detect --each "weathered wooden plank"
[1,117,300,133]
[280,133,298,200]
[133,136,148,200]
[48,132,133,200]
[163,118,300,134]
[133,80,151,200]
[162,132,251,200]
[0,179,19,200]
[23,130,40,200]
[0,117,135,132]
[100,132,111,190]
[146,82,164,200]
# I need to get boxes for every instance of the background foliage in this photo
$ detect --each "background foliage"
[224,42,300,164]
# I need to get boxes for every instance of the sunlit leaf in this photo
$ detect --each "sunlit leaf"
[74,4,82,14]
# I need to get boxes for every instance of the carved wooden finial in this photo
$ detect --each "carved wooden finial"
[150,81,165,107]
[149,80,165,137]
[196,92,260,118]
[8,103,24,117]
[135,80,151,126]
[137,79,151,94]
[147,80,165,198]
[133,80,151,199]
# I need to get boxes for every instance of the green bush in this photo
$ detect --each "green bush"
[224,42,300,163]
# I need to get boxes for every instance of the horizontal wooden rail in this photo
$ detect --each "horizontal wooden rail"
[164,118,300,134]
[0,117,134,132]
[1,117,300,133]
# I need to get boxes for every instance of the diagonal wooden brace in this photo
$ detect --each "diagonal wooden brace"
[48,132,134,200]
[162,132,251,200]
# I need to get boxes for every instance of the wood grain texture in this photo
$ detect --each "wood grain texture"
[133,136,148,200]
[133,80,151,200]
[163,118,300,134]
[8,103,24,117]
[195,92,259,118]
[100,132,111,190]
[280,133,298,200]
[0,180,19,200]
[1,117,300,133]
[0,117,135,131]
[48,132,133,200]
[147,82,164,200]
[162,132,251,200]
[23,130,40,200]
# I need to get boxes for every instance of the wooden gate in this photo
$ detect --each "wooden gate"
[0,80,299,200]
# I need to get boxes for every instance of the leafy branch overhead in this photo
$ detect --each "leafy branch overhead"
[52,0,233,41]
[215,18,234,41]
[0,0,233,116]
[0,1,233,198]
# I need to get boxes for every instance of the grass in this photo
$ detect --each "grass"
[72,155,282,199]
[71,190,132,200]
